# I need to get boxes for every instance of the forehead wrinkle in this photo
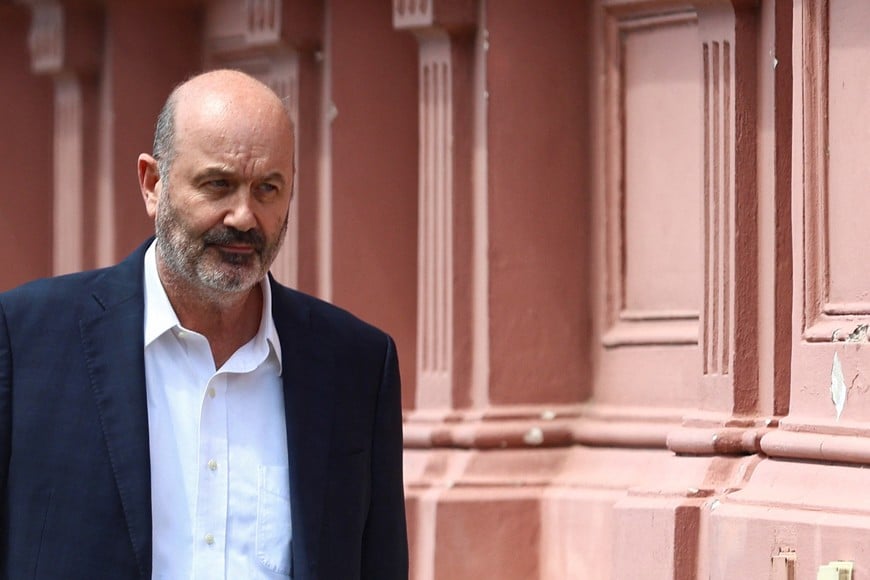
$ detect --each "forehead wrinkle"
[171,90,294,184]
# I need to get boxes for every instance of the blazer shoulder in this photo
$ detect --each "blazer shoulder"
[1,268,108,311]
[270,282,391,348]
[0,239,149,315]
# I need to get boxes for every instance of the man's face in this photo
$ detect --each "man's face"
[152,99,295,296]
[154,175,289,294]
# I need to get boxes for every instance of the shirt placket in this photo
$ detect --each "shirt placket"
[193,371,229,580]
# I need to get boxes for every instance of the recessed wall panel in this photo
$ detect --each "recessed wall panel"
[826,1,870,309]
[623,20,703,315]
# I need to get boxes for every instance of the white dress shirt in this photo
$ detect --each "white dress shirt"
[143,242,292,579]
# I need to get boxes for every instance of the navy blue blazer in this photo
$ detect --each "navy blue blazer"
[0,240,408,579]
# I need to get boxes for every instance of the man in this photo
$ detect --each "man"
[0,70,408,579]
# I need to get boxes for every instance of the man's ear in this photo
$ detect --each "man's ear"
[138,154,161,218]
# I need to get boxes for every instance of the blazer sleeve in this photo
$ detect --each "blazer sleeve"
[0,300,11,570]
[361,335,409,579]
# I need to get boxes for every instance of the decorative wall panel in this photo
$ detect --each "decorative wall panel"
[802,0,870,340]
[594,3,704,418]
[603,10,702,348]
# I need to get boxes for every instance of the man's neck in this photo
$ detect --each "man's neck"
[157,264,263,369]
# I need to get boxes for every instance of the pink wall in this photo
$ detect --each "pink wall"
[104,2,202,261]
[486,0,591,406]
[9,0,870,578]
[330,0,419,405]
[0,6,53,290]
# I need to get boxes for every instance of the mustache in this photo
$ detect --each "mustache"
[202,227,265,251]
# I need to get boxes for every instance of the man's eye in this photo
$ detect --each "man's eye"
[207,179,230,189]
[256,183,279,196]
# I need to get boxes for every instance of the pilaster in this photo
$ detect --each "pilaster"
[25,0,102,274]
[663,0,763,454]
[395,0,475,415]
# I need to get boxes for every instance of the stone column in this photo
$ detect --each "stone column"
[24,0,102,274]
[666,0,763,452]
[394,0,476,415]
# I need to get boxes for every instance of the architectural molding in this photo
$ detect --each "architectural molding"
[601,7,702,348]
[416,36,454,408]
[27,0,62,73]
[205,0,323,57]
[761,429,870,465]
[394,0,478,412]
[25,0,101,76]
[693,0,759,414]
[392,0,476,34]
[245,0,282,45]
[797,0,862,344]
[701,37,733,376]
[23,0,103,275]
[403,404,686,450]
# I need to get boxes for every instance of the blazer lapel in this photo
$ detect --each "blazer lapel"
[271,282,337,579]
[79,244,152,579]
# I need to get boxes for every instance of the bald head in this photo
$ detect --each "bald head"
[152,69,294,174]
[138,68,296,304]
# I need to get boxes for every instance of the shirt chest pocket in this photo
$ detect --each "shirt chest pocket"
[257,465,293,577]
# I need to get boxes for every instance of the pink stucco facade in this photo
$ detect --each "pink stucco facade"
[3,0,870,578]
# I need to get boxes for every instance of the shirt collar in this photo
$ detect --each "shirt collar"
[143,240,283,373]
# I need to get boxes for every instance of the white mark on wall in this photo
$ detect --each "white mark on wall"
[831,324,869,343]
[831,351,847,420]
[523,427,544,446]
[848,324,869,342]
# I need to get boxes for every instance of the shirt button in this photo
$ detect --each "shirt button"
[207,459,218,471]
[207,388,216,399]
[204,533,215,545]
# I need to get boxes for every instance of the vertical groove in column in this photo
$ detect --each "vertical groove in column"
[443,59,454,387]
[426,60,436,375]
[433,58,443,374]
[711,42,722,375]
[420,62,433,374]
[703,42,711,376]
[437,61,449,374]
[721,41,732,376]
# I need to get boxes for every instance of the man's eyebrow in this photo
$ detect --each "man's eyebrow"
[193,166,234,181]
[192,167,287,187]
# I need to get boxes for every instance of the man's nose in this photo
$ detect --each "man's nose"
[223,190,257,231]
